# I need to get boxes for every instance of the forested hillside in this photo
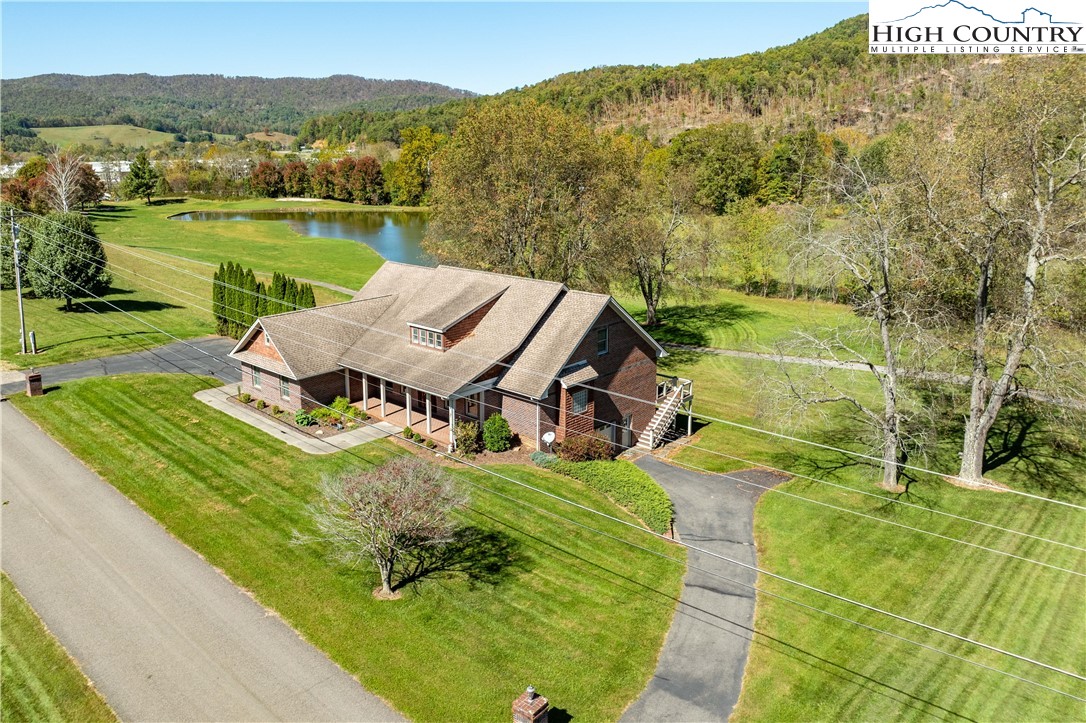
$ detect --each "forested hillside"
[298,15,989,145]
[0,74,475,136]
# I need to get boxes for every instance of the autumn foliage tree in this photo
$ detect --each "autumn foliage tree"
[296,457,466,598]
[248,161,283,197]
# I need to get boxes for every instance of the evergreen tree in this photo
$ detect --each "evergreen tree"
[26,212,112,311]
[121,151,159,204]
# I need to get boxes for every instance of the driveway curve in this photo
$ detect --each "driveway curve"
[622,456,787,722]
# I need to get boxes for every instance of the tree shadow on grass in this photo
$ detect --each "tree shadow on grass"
[36,330,166,353]
[85,204,134,223]
[76,298,183,314]
[648,302,765,348]
[149,198,187,206]
[397,525,525,591]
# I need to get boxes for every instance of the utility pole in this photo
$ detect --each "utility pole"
[11,210,27,354]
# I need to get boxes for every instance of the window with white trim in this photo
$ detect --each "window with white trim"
[280,376,290,400]
[252,367,262,388]
[597,326,609,355]
[572,388,589,414]
[409,326,444,350]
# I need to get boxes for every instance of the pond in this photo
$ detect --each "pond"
[171,210,433,266]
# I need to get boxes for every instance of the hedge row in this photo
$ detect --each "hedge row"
[532,453,674,535]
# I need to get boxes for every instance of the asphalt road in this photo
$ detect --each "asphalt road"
[1,402,403,722]
[622,457,787,722]
[0,336,241,396]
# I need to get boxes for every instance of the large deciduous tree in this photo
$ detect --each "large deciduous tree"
[425,100,613,286]
[603,139,715,326]
[296,457,466,598]
[248,161,283,198]
[25,212,112,311]
[386,126,446,206]
[904,57,1085,487]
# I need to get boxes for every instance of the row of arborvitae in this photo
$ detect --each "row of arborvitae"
[212,261,316,338]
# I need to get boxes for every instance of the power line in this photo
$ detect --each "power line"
[10,224,1085,564]
[21,209,1086,510]
[17,253,1086,702]
[20,235,1085,570]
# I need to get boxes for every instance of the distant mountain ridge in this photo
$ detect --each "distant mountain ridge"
[1,73,476,136]
[298,14,990,145]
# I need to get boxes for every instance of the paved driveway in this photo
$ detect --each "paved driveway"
[1,403,403,722]
[622,456,787,722]
[0,336,240,395]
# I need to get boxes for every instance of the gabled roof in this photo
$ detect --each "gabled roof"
[230,263,664,399]
[231,295,395,380]
[338,264,564,397]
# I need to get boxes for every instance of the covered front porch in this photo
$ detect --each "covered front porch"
[344,368,477,450]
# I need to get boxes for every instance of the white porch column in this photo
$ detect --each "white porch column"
[362,373,368,408]
[406,389,413,427]
[535,402,541,450]
[477,392,484,422]
[449,398,457,451]
[380,378,386,417]
[343,369,350,398]
[425,394,432,434]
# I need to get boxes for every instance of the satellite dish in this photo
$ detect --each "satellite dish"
[542,431,556,449]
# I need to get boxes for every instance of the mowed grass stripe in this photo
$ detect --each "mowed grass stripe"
[11,374,684,721]
[1,574,118,723]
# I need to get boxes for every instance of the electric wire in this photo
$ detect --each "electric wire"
[20,209,1086,509]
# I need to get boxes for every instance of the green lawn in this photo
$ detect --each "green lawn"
[1,198,375,369]
[620,287,863,353]
[91,198,400,290]
[1,573,117,723]
[10,374,685,721]
[32,125,233,148]
[33,125,178,148]
[656,347,1086,720]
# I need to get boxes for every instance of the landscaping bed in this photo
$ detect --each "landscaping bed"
[12,374,685,721]
[230,392,364,438]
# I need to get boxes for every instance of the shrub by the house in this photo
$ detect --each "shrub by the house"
[454,419,482,455]
[558,433,612,462]
[550,459,673,535]
[482,413,512,453]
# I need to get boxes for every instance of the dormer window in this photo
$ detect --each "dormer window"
[410,326,443,350]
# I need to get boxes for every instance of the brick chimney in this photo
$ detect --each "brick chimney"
[512,685,549,723]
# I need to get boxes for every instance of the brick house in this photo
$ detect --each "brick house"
[230,263,692,452]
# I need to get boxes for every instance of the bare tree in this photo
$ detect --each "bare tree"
[294,457,466,598]
[777,159,931,491]
[44,152,84,212]
[906,58,1086,487]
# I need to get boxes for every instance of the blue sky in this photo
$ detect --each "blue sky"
[1,2,865,94]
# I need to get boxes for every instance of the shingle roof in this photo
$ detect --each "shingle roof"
[339,264,565,397]
[557,361,599,388]
[231,263,659,400]
[234,296,395,380]
[497,291,609,399]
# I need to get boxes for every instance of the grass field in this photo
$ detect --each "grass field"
[91,199,395,290]
[10,374,685,721]
[654,347,1086,720]
[0,197,389,369]
[33,125,177,148]
[620,287,863,353]
[1,573,117,723]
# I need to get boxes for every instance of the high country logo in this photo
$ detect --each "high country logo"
[869,0,1085,54]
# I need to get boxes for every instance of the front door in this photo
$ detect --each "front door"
[621,414,633,448]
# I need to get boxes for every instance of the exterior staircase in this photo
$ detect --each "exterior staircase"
[637,377,693,451]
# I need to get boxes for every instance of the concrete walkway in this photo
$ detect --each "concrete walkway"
[0,336,240,396]
[1,403,404,722]
[195,386,399,454]
[622,457,788,722]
